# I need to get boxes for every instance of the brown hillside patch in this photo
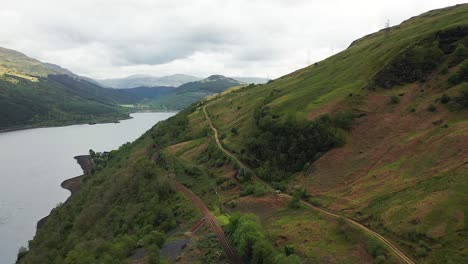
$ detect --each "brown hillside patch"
[428,222,448,238]
[167,141,191,154]
[180,140,209,161]
[214,164,237,179]
[307,101,339,120]
[298,82,468,212]
[226,194,288,219]
[407,191,450,222]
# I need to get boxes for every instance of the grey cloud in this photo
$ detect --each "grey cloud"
[0,0,464,79]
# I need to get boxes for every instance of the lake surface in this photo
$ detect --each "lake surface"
[0,112,174,264]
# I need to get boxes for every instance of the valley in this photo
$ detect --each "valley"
[2,2,467,264]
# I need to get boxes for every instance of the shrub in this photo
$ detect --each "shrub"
[284,244,295,256]
[288,195,301,209]
[332,111,355,130]
[451,43,468,65]
[416,247,428,258]
[227,200,238,208]
[231,127,239,135]
[367,238,385,257]
[448,59,468,85]
[390,95,400,104]
[427,104,437,112]
[226,213,295,263]
[375,255,386,264]
[17,247,28,261]
[440,94,451,104]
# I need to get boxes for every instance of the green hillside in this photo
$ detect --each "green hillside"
[147,75,243,110]
[0,47,135,130]
[19,4,468,264]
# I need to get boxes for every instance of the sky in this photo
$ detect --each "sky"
[0,0,465,79]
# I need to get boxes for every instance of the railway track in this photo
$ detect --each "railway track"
[175,182,242,264]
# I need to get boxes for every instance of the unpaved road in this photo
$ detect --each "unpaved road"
[174,182,242,264]
[203,104,415,264]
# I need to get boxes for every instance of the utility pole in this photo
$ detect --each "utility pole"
[385,19,390,38]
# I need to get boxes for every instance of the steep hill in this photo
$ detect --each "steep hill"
[0,47,135,130]
[120,86,176,100]
[19,4,468,264]
[147,75,243,110]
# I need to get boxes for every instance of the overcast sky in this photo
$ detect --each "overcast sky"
[0,0,465,79]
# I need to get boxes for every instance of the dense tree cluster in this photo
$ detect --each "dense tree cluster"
[225,213,301,264]
[245,106,351,181]
[19,136,195,263]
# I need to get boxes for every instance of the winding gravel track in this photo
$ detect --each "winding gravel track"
[203,104,415,264]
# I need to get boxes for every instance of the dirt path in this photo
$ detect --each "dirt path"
[174,182,242,264]
[202,104,415,264]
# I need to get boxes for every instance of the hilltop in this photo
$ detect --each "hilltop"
[0,47,141,130]
[97,74,201,89]
[19,4,468,264]
[146,75,243,110]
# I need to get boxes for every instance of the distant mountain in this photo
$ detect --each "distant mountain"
[148,75,243,109]
[96,74,201,88]
[120,86,175,100]
[43,63,101,85]
[231,76,268,84]
[176,75,242,93]
[0,47,134,130]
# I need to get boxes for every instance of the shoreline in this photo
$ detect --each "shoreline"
[0,110,179,134]
[36,155,94,230]
[0,115,132,134]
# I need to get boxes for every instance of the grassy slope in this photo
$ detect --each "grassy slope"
[182,4,468,263]
[147,77,243,110]
[0,47,134,130]
[0,75,130,130]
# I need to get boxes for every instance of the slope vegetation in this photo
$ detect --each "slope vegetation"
[147,75,243,110]
[19,4,468,264]
[0,47,135,130]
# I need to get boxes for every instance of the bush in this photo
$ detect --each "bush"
[427,104,437,112]
[448,59,468,85]
[288,195,301,209]
[367,238,386,257]
[451,43,468,65]
[416,247,428,257]
[231,127,239,135]
[227,200,238,208]
[240,182,269,197]
[17,246,28,261]
[284,244,295,256]
[375,255,386,264]
[226,213,295,263]
[390,95,400,104]
[440,94,451,104]
[332,111,355,130]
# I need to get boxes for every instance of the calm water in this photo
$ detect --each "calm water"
[0,112,174,264]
